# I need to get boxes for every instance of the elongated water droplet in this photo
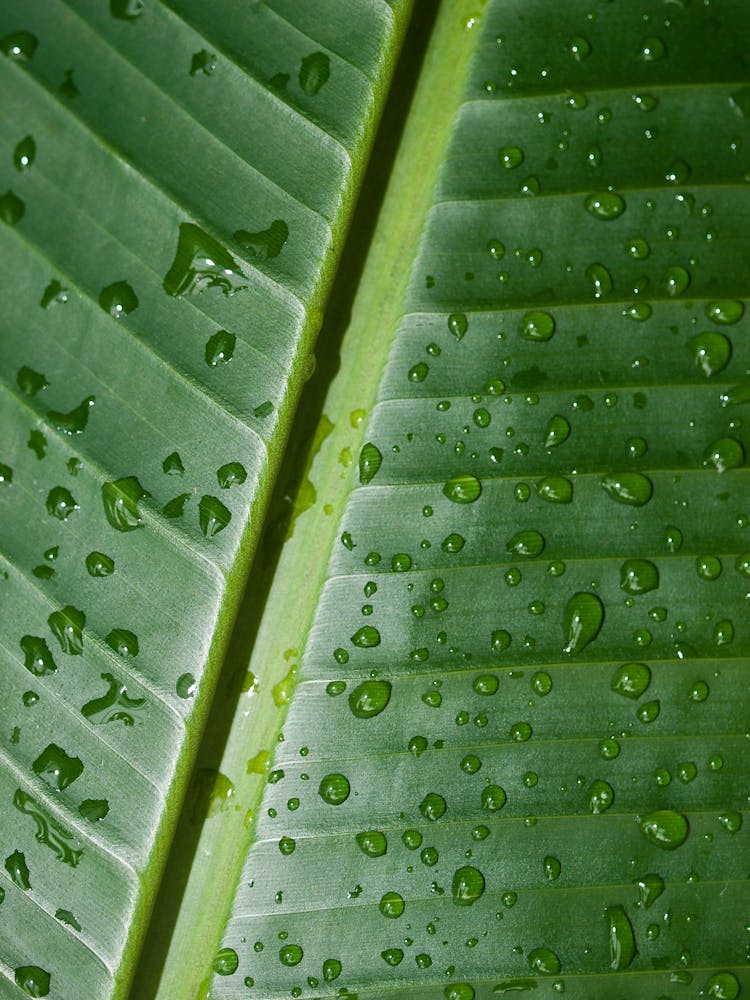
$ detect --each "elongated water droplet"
[163,223,246,297]
[0,190,25,226]
[299,52,330,95]
[14,966,50,997]
[600,472,652,506]
[48,606,85,655]
[448,313,468,340]
[205,330,235,367]
[688,332,731,376]
[47,396,94,434]
[703,437,744,472]
[705,300,744,325]
[14,135,35,171]
[586,262,613,298]
[102,477,149,530]
[606,905,637,970]
[563,592,604,654]
[588,779,614,813]
[46,486,78,520]
[359,442,382,484]
[635,872,664,908]
[544,414,570,448]
[234,219,288,259]
[199,495,231,536]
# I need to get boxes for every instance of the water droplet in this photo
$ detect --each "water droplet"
[299,51,330,95]
[47,395,94,435]
[713,619,734,645]
[442,532,465,552]
[279,944,303,967]
[46,486,78,520]
[568,35,591,60]
[190,49,216,76]
[213,948,238,976]
[99,281,138,318]
[588,779,614,813]
[322,958,342,982]
[14,966,50,997]
[640,36,666,61]
[445,986,475,1000]
[1,31,38,60]
[448,313,468,340]
[350,625,380,648]
[499,146,523,169]
[696,555,722,581]
[519,310,555,341]
[355,830,387,857]
[481,784,506,812]
[216,462,247,488]
[452,865,485,905]
[205,330,236,367]
[110,0,144,19]
[176,672,196,699]
[359,442,382,484]
[13,135,35,171]
[586,262,613,298]
[544,415,570,448]
[79,797,109,822]
[611,662,651,699]
[318,773,350,805]
[620,558,659,595]
[625,237,650,259]
[703,437,744,472]
[409,362,428,382]
[638,810,689,849]
[506,530,544,558]
[102,476,148,530]
[0,189,24,226]
[718,812,743,835]
[348,679,391,718]
[585,192,625,220]
[563,592,604,654]
[688,332,731,377]
[32,743,83,792]
[420,792,447,820]
[105,628,139,658]
[443,473,482,503]
[382,948,404,966]
[536,476,573,503]
[665,265,690,297]
[600,472,652,506]
[198,495,231,537]
[85,551,115,577]
[606,905,636,970]
[379,891,405,918]
[234,219,289,260]
[528,947,561,975]
[163,223,246,297]
[48,605,85,655]
[705,300,744,325]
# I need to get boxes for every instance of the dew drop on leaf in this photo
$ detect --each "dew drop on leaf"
[688,332,731,376]
[379,891,405,918]
[234,220,289,260]
[99,281,138,318]
[213,947,238,976]
[0,190,24,226]
[584,191,625,220]
[359,442,382,484]
[318,773,350,805]
[299,52,330,96]
[350,625,380,648]
[600,472,653,506]
[452,865,485,906]
[519,310,555,341]
[528,947,561,975]
[14,966,50,997]
[355,830,387,857]
[279,944,303,966]
[443,473,481,503]
[638,810,689,849]
[606,905,636,970]
[199,495,231,537]
[348,679,391,718]
[419,792,446,820]
[46,486,78,520]
[563,591,604,654]
[86,551,115,577]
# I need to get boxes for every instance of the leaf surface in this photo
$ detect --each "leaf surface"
[0,2,410,997]
[209,2,750,997]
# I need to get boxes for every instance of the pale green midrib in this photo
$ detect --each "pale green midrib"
[231,872,749,923]
[457,78,750,107]
[0,742,136,880]
[58,0,343,242]
[0,57,315,313]
[0,865,112,978]
[159,0,384,115]
[155,0,361,153]
[0,376,226,585]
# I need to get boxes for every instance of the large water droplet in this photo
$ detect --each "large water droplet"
[349,680,391,718]
[452,865,485,905]
[638,810,689,849]
[528,947,561,975]
[563,592,604,654]
[611,662,650,699]
[606,905,636,970]
[620,558,659,595]
[163,223,246,297]
[703,437,744,472]
[443,473,481,503]
[359,442,382,484]
[47,396,94,434]
[351,625,380,648]
[519,310,555,341]
[536,476,573,503]
[355,830,387,857]
[688,332,731,377]
[299,52,330,95]
[199,495,231,536]
[585,192,625,220]
[379,891,405,918]
[420,792,447,820]
[14,966,50,997]
[32,743,83,792]
[46,486,78,520]
[213,948,238,976]
[600,472,652,506]
[279,944,303,966]
[205,330,236,366]
[102,476,149,530]
[0,190,25,226]
[48,606,85,655]
[234,219,289,260]
[99,281,138,318]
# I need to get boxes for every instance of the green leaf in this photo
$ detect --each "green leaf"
[204,1,750,997]
[0,1,410,997]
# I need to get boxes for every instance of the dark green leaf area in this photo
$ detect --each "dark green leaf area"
[215,1,750,995]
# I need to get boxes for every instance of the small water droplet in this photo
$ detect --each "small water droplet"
[0,190,25,226]
[47,395,94,434]
[46,486,78,520]
[176,672,196,699]
[86,551,115,576]
[299,51,330,95]
[620,558,659,595]
[1,31,38,60]
[99,281,138,318]
[499,146,523,169]
[13,135,35,171]
[102,476,149,530]
[585,192,625,220]
[189,49,216,76]
[279,944,303,967]
[110,0,144,19]
[216,462,247,488]
[688,332,731,376]
[600,472,652,506]
[703,437,744,472]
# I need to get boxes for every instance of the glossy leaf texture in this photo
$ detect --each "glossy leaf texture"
[0,1,410,997]
[211,1,750,997]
